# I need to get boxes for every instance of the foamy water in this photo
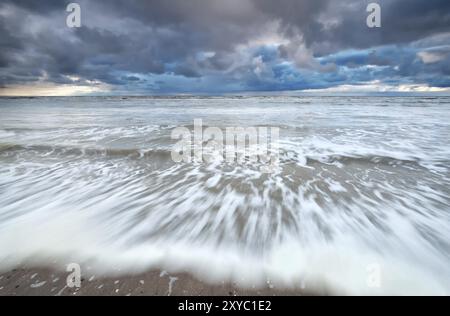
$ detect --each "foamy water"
[0,96,449,295]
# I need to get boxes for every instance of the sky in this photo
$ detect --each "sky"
[0,0,450,96]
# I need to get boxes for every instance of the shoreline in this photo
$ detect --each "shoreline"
[0,266,322,296]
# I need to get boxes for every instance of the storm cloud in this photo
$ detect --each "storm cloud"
[0,0,449,94]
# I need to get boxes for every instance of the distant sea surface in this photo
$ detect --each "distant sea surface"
[0,96,449,295]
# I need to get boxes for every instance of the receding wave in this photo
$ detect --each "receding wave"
[0,96,450,295]
[0,143,172,160]
[1,142,448,170]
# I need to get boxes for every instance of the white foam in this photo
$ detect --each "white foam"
[0,192,448,295]
[1,96,450,295]
[0,130,15,138]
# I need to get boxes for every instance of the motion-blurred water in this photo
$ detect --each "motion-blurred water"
[0,96,449,295]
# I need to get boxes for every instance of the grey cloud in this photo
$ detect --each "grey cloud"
[305,0,450,54]
[1,0,449,92]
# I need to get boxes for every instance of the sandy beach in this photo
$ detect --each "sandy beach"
[0,266,320,296]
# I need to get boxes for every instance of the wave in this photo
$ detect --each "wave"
[0,143,173,160]
[1,96,450,295]
[1,141,449,172]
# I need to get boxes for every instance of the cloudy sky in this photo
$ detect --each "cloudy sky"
[1,0,450,95]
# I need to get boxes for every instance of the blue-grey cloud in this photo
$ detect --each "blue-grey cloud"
[0,0,449,93]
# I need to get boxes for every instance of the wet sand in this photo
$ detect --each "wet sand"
[0,266,321,296]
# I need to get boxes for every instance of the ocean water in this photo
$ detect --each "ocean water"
[0,96,449,295]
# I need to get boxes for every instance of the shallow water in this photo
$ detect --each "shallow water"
[0,96,449,295]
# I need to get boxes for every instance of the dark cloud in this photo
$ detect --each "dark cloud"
[5,0,70,14]
[0,0,449,93]
[254,0,330,31]
[304,0,450,53]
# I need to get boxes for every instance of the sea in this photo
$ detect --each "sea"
[0,96,449,295]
